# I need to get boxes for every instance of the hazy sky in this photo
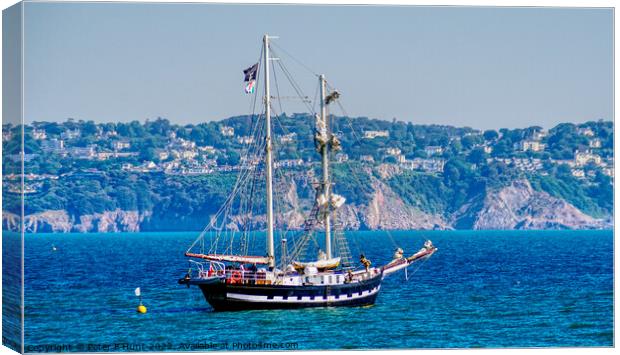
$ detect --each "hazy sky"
[23,2,613,129]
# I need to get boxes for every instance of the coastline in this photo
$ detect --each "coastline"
[7,228,614,236]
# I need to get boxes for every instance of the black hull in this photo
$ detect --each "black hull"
[189,273,383,311]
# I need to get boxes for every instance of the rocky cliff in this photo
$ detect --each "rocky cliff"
[4,178,610,232]
[357,179,448,230]
[4,209,148,233]
[455,180,609,230]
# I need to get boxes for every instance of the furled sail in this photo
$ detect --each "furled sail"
[316,193,346,209]
[331,194,346,208]
[185,253,270,264]
[330,135,342,151]
[314,113,328,149]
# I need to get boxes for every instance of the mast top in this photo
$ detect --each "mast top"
[263,34,278,40]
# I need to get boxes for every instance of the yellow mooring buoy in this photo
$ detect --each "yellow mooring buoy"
[137,304,147,314]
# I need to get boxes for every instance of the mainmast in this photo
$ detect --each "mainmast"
[264,34,275,269]
[319,74,332,259]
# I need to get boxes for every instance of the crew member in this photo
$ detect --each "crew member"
[360,254,371,271]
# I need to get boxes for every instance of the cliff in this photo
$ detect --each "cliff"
[455,180,609,230]
[4,177,609,233]
[357,179,448,230]
[5,209,147,233]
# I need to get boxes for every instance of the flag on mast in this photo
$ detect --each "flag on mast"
[134,287,141,297]
[244,80,256,94]
[243,63,258,94]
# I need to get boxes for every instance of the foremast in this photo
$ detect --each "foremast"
[264,34,275,269]
[319,74,332,259]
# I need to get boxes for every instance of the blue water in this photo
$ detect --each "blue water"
[15,230,613,351]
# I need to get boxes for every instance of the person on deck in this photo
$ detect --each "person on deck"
[346,270,353,283]
[249,263,258,285]
[360,254,371,271]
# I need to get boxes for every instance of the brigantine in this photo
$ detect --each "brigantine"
[179,34,437,311]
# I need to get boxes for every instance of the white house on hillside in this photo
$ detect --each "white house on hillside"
[516,140,545,152]
[363,130,389,139]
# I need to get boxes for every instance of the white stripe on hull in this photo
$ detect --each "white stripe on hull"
[226,285,381,303]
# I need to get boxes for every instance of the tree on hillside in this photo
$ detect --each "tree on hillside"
[467,147,488,165]
[483,129,498,141]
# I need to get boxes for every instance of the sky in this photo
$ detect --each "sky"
[22,2,613,130]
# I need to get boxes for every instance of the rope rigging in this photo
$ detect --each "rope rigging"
[323,82,401,251]
[187,47,266,256]
[187,39,389,271]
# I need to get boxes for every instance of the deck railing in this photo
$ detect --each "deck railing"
[188,259,381,285]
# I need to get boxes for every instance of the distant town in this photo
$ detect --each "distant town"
[3,115,613,195]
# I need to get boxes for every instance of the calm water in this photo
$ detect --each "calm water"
[14,230,614,350]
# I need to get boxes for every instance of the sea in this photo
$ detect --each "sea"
[7,230,615,351]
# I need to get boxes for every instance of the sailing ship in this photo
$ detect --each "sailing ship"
[179,35,437,311]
